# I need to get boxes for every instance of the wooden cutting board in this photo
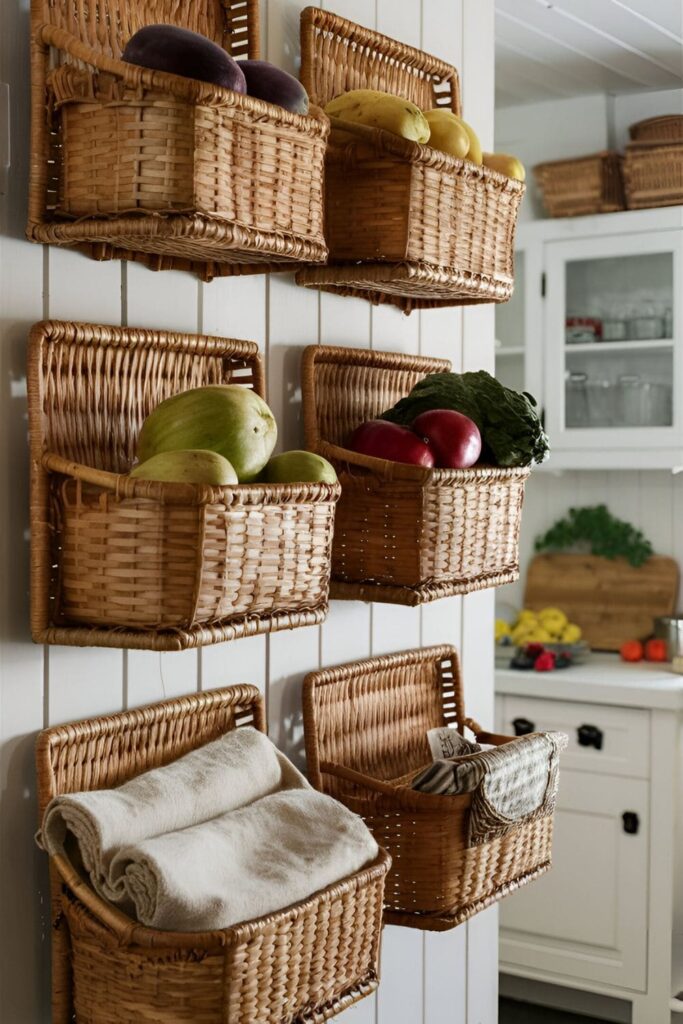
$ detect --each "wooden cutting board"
[524,553,679,652]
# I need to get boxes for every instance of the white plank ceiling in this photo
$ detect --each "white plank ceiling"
[496,0,683,107]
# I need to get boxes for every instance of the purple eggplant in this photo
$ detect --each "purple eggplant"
[238,60,309,114]
[122,25,247,93]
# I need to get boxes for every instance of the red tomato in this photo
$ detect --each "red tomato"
[620,640,644,662]
[348,420,435,468]
[645,638,668,662]
[412,409,482,469]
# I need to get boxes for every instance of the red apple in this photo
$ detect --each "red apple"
[348,420,435,467]
[412,409,481,468]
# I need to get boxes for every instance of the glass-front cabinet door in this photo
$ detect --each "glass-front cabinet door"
[544,230,683,469]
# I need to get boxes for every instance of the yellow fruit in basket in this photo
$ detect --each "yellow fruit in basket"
[516,609,538,625]
[526,627,553,644]
[495,619,512,643]
[539,607,568,630]
[459,118,482,163]
[424,109,470,158]
[325,90,430,143]
[561,623,583,644]
[482,152,526,182]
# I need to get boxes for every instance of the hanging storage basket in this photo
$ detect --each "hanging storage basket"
[27,0,329,280]
[29,320,340,650]
[301,344,529,606]
[533,152,625,218]
[294,7,525,313]
[36,685,391,1024]
[304,646,565,931]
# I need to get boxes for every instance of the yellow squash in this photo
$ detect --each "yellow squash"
[325,89,430,143]
[483,152,526,182]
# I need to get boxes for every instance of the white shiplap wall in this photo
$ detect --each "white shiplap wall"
[0,1,500,1022]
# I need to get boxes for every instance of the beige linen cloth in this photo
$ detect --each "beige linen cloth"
[38,727,378,931]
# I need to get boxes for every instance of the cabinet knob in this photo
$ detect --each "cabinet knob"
[577,724,603,750]
[512,717,535,736]
[622,812,640,835]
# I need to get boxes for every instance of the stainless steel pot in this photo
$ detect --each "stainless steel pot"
[654,616,683,660]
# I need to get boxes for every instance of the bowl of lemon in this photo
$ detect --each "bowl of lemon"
[495,607,590,667]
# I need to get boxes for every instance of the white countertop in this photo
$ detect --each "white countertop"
[495,652,683,711]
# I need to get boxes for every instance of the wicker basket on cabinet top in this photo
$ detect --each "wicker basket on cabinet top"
[303,646,563,931]
[623,141,683,209]
[534,152,625,218]
[301,344,530,606]
[629,115,683,143]
[294,7,525,313]
[36,685,391,1024]
[27,0,329,280]
[29,320,340,651]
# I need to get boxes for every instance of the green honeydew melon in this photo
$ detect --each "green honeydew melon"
[262,450,338,484]
[130,449,239,485]
[137,385,277,482]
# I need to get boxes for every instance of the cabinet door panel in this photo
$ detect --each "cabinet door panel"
[500,696,650,779]
[500,770,648,991]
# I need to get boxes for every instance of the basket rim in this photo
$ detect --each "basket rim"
[51,845,392,950]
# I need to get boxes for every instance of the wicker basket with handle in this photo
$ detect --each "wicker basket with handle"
[294,7,525,313]
[301,344,529,606]
[36,685,391,1024]
[534,152,625,218]
[27,0,329,280]
[29,320,340,650]
[304,646,563,931]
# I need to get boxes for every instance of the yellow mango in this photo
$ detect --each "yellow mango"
[325,90,430,143]
[483,152,526,182]
[424,109,470,159]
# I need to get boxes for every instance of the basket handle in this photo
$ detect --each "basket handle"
[316,441,435,484]
[319,761,405,797]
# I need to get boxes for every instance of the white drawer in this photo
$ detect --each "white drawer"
[497,696,650,779]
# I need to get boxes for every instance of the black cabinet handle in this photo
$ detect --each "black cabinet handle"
[513,717,535,736]
[622,812,640,835]
[577,724,603,750]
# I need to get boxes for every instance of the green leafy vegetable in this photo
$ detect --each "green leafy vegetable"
[381,370,549,467]
[534,505,653,567]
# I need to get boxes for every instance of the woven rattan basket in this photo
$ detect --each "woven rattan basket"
[36,685,391,1024]
[623,141,683,209]
[294,7,525,313]
[29,321,340,651]
[301,344,529,606]
[304,646,562,931]
[629,115,683,143]
[534,152,625,217]
[27,0,329,280]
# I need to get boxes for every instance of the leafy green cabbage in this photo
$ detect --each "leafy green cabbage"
[381,370,550,467]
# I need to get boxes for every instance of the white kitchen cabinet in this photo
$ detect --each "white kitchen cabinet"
[494,206,683,470]
[495,664,683,1024]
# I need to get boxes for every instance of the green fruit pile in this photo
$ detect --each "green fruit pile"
[132,386,337,487]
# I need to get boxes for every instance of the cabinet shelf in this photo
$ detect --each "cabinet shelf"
[496,346,525,357]
[565,339,673,355]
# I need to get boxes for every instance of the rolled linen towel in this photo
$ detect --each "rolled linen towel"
[38,727,301,904]
[117,788,379,931]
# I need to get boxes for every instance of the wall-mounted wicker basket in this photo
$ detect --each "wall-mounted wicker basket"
[27,0,329,280]
[36,685,391,1024]
[301,345,529,606]
[29,321,340,651]
[534,151,625,218]
[294,7,525,313]
[304,646,563,931]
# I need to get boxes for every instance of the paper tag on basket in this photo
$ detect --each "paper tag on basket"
[427,726,480,761]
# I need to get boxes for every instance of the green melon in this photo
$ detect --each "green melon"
[262,450,338,484]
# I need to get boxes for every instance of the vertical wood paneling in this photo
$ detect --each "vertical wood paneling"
[0,0,499,1020]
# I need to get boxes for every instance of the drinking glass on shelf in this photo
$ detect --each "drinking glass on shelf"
[586,377,614,427]
[565,372,589,427]
[616,375,673,427]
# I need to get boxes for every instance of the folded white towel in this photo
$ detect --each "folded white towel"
[38,727,379,931]
[118,789,377,931]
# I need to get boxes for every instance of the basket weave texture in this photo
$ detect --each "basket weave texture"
[534,152,625,218]
[301,344,529,606]
[304,646,559,931]
[295,7,524,312]
[36,686,391,1024]
[29,320,340,650]
[27,0,329,280]
[623,114,683,209]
